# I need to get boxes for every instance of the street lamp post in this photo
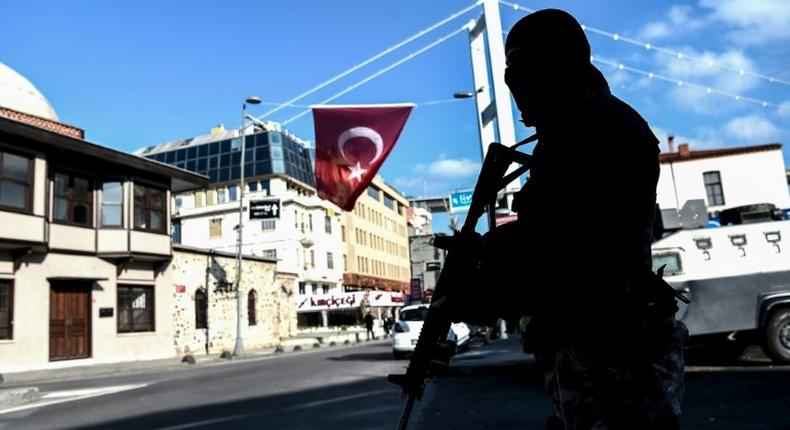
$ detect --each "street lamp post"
[233,96,261,357]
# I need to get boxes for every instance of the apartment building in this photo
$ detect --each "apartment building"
[342,177,411,293]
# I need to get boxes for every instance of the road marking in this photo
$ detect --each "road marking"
[0,383,148,415]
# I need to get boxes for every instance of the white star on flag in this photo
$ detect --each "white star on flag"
[348,161,367,182]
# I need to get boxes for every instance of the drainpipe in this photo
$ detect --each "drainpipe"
[204,252,211,355]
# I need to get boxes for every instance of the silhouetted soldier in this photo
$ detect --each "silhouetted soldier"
[470,9,687,430]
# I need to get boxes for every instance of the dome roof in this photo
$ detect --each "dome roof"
[0,62,59,121]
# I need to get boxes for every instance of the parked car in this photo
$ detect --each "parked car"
[391,304,470,359]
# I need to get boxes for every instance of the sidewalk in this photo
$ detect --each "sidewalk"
[413,336,790,429]
[413,337,550,429]
[1,338,389,388]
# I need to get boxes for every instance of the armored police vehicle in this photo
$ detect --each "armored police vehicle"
[652,202,790,363]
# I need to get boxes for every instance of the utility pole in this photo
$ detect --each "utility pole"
[233,96,261,357]
[465,0,522,227]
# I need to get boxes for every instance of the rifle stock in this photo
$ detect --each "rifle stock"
[388,139,534,429]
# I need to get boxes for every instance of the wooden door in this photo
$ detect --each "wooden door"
[50,282,91,361]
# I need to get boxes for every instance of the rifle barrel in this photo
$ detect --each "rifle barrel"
[398,394,417,430]
[389,141,534,429]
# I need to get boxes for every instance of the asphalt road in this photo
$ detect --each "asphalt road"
[414,344,790,430]
[0,343,411,430]
[2,341,789,430]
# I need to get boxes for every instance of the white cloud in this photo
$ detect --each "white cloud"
[639,0,790,46]
[723,114,782,142]
[394,156,481,196]
[651,115,782,155]
[656,48,760,115]
[639,5,705,40]
[606,69,632,91]
[650,125,725,152]
[640,22,672,41]
[777,101,790,118]
[700,0,790,46]
[423,158,479,178]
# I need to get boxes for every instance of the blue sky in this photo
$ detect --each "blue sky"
[2,0,788,233]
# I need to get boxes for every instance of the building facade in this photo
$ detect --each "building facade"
[0,109,206,372]
[327,177,412,325]
[137,124,347,330]
[658,143,790,213]
[405,206,436,301]
[341,177,411,293]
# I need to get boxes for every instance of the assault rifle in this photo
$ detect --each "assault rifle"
[388,136,537,430]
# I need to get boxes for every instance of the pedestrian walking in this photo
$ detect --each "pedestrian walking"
[364,311,376,340]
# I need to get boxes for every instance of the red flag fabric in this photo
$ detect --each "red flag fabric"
[312,104,413,211]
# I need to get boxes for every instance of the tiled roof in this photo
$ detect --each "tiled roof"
[660,143,782,163]
[0,106,83,139]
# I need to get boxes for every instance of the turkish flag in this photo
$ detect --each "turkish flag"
[313,104,413,211]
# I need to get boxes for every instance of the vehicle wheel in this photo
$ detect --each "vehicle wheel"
[764,309,790,364]
[393,351,405,360]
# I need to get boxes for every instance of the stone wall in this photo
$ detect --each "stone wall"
[169,248,298,355]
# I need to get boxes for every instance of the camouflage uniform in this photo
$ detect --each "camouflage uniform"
[543,316,688,430]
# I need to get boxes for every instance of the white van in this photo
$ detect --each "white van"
[652,217,790,363]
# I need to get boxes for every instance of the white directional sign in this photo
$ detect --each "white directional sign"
[449,190,473,213]
[249,199,281,219]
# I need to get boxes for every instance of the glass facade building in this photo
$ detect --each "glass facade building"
[143,131,314,186]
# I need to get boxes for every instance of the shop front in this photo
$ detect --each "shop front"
[296,290,406,332]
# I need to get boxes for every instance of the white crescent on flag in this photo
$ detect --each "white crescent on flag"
[337,126,384,162]
[337,126,384,182]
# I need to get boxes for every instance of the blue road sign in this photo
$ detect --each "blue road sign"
[449,190,473,213]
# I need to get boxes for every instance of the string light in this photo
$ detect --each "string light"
[591,55,789,111]
[499,0,790,86]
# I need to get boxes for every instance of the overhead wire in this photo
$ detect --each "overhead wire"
[257,1,482,121]
[282,25,469,125]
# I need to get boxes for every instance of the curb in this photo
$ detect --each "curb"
[1,339,391,387]
[0,387,40,410]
